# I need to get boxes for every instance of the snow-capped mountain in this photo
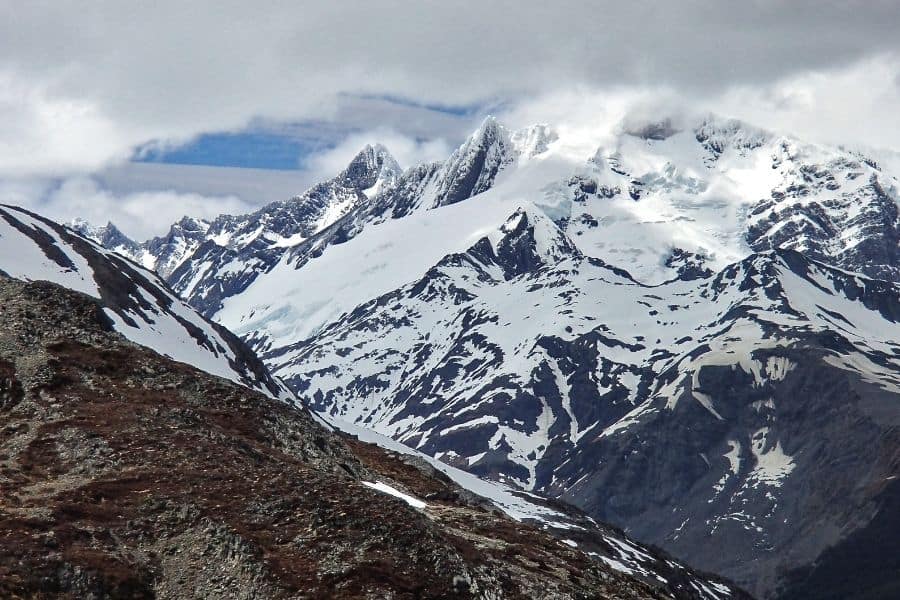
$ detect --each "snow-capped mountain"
[71,143,401,286]
[80,115,898,330]
[77,114,900,598]
[69,217,148,265]
[1,204,287,399]
[273,207,899,597]
[175,114,898,358]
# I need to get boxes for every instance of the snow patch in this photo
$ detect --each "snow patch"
[361,481,427,510]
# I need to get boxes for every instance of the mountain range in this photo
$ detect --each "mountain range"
[0,203,745,599]
[65,113,900,598]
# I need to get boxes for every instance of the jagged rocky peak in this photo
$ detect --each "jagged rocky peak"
[475,206,580,278]
[473,113,505,141]
[499,207,578,256]
[68,218,138,250]
[67,216,105,241]
[434,115,515,207]
[146,215,212,248]
[693,114,771,155]
[144,214,214,277]
[338,142,402,194]
[171,214,212,234]
[67,217,147,268]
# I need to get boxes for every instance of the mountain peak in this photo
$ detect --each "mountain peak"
[339,143,402,193]
[68,217,139,253]
[467,115,511,152]
[174,214,210,228]
[496,206,579,257]
[622,116,681,141]
[432,116,514,208]
[475,114,501,135]
[469,206,580,279]
[693,114,771,154]
[68,216,101,236]
[511,123,558,158]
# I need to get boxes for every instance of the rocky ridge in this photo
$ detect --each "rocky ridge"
[0,276,746,599]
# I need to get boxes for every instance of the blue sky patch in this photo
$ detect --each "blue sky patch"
[134,131,330,170]
[131,95,486,170]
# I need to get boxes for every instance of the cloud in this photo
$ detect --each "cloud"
[497,54,900,153]
[0,71,135,175]
[1,1,899,178]
[0,174,257,240]
[0,128,452,242]
[2,2,899,240]
[96,162,320,207]
[712,54,900,150]
[0,125,456,242]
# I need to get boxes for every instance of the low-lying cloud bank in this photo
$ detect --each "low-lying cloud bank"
[1,2,898,237]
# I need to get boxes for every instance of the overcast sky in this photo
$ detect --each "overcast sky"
[1,1,899,238]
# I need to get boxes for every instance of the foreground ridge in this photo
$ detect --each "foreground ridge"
[0,275,746,599]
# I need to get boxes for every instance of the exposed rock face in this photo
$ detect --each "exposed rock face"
[337,142,402,192]
[664,248,713,281]
[746,160,900,282]
[0,277,746,599]
[431,116,515,208]
[773,479,900,600]
[144,216,212,278]
[624,118,680,141]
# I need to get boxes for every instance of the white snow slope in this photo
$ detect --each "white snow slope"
[213,115,898,353]
[0,205,288,399]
